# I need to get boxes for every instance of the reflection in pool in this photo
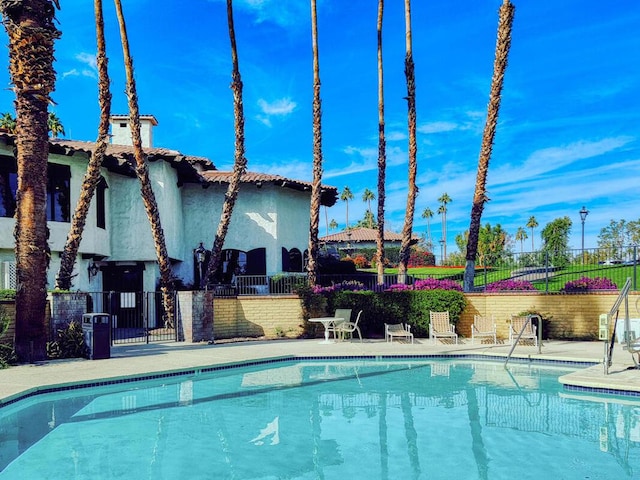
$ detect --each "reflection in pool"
[1,359,639,479]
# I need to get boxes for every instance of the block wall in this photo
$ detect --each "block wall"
[214,296,304,339]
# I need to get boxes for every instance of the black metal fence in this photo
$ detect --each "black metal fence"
[208,246,640,295]
[87,291,178,344]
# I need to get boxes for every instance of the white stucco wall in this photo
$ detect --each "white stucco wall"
[177,182,312,281]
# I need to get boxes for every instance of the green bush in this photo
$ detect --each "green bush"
[47,321,89,359]
[306,288,467,338]
[0,305,16,368]
[0,290,16,301]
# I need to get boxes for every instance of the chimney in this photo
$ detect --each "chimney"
[109,115,158,148]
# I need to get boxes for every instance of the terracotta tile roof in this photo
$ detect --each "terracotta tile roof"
[202,171,338,207]
[320,227,419,243]
[0,133,338,206]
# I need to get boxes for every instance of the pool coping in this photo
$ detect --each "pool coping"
[0,352,611,409]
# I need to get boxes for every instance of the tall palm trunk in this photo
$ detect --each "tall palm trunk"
[463,0,515,292]
[113,0,175,327]
[203,0,248,287]
[56,0,112,290]
[398,0,417,282]
[307,0,324,287]
[375,0,387,286]
[1,0,60,362]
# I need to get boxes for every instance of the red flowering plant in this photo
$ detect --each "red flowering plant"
[352,254,369,269]
[561,277,617,293]
[484,279,537,292]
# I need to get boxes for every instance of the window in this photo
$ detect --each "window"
[0,155,17,218]
[96,177,107,229]
[47,163,71,222]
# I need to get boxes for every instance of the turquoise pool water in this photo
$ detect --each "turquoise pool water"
[1,359,639,479]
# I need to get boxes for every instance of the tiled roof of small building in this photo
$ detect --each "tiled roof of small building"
[320,227,419,243]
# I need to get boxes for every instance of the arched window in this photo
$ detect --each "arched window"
[96,176,108,229]
[289,248,303,272]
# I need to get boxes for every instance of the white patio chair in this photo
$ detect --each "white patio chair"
[327,308,351,340]
[471,315,497,345]
[509,315,537,346]
[335,310,363,342]
[429,311,458,345]
[384,323,414,344]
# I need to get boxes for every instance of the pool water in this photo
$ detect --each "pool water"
[1,359,640,479]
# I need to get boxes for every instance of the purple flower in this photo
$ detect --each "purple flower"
[485,280,536,292]
[562,276,617,292]
[413,278,463,291]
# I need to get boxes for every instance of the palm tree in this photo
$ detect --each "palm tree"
[527,215,538,251]
[1,0,60,362]
[306,0,324,286]
[204,0,249,288]
[375,0,387,285]
[438,193,451,263]
[329,218,338,231]
[114,0,175,328]
[398,0,418,281]
[47,112,65,138]
[362,188,375,228]
[421,207,434,249]
[0,112,16,133]
[515,226,527,253]
[340,186,354,230]
[463,0,515,292]
[56,0,112,291]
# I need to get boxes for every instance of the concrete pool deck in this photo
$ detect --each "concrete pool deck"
[2,338,640,406]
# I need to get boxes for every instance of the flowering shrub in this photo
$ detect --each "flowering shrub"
[312,280,367,294]
[408,250,436,267]
[386,283,411,291]
[352,254,369,269]
[562,276,617,292]
[485,279,536,292]
[413,278,463,291]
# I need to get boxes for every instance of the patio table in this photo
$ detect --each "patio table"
[309,317,344,344]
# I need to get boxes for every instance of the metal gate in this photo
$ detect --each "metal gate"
[87,291,178,344]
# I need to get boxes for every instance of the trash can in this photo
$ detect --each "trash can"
[82,313,111,360]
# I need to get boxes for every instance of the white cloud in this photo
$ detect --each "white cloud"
[62,68,79,79]
[76,52,97,71]
[209,0,308,27]
[417,121,459,134]
[258,97,296,116]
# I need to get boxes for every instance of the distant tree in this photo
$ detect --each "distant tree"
[456,223,509,267]
[541,216,572,268]
[421,207,434,249]
[463,0,515,292]
[526,216,538,251]
[340,186,354,230]
[0,112,16,133]
[47,112,65,138]
[329,218,338,231]
[438,193,452,261]
[362,188,375,228]
[398,0,418,281]
[597,219,640,260]
[355,210,377,229]
[375,0,387,286]
[306,0,324,286]
[515,227,527,253]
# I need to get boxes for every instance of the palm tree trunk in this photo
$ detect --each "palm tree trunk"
[113,0,176,328]
[376,0,387,286]
[307,0,324,287]
[398,0,418,282]
[1,0,60,362]
[463,0,515,292]
[204,0,248,287]
[56,0,112,290]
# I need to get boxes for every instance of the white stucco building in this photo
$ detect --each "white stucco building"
[0,115,337,294]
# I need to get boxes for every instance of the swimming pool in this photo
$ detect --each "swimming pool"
[1,358,639,479]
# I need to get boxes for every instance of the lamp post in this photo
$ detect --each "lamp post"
[579,206,589,263]
[439,239,445,266]
[194,242,206,288]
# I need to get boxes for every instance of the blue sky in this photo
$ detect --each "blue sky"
[1,0,638,253]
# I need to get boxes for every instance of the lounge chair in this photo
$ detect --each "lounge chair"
[336,310,363,342]
[385,323,414,343]
[327,308,351,340]
[509,315,537,346]
[471,315,497,345]
[429,311,458,345]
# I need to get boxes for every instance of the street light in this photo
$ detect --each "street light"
[439,239,445,266]
[579,206,589,263]
[194,242,207,288]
